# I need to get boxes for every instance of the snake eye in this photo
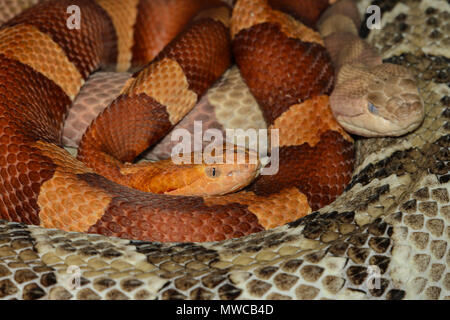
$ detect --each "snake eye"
[206,167,220,178]
[368,102,379,115]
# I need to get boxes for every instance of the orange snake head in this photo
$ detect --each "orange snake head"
[121,144,261,196]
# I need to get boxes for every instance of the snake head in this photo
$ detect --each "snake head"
[122,144,261,196]
[331,63,424,137]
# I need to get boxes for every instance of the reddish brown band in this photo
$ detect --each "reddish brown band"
[0,54,68,225]
[80,173,264,242]
[4,0,118,78]
[131,0,227,68]
[233,22,334,125]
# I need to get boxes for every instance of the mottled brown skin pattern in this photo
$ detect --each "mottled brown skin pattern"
[0,0,354,242]
[267,0,329,28]
[233,22,334,124]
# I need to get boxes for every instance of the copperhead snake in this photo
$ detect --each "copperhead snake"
[0,0,444,300]
[0,0,361,243]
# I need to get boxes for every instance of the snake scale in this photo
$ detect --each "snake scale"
[0,0,448,300]
[0,0,357,243]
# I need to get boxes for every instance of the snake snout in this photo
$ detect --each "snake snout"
[395,102,415,120]
[387,93,423,121]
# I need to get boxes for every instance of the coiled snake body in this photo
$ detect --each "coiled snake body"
[0,0,448,300]
[0,0,355,242]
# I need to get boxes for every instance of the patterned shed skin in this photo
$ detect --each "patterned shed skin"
[0,0,447,301]
[0,0,354,244]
